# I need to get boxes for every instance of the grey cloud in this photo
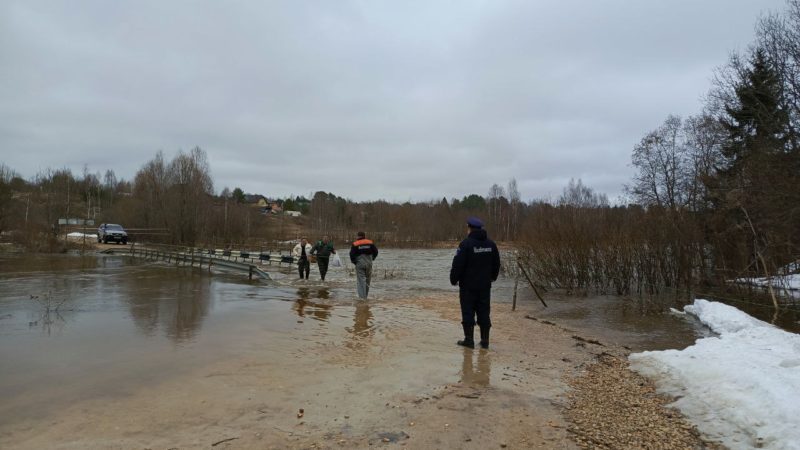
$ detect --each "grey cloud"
[0,0,786,202]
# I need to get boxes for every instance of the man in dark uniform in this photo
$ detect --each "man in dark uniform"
[450,217,501,349]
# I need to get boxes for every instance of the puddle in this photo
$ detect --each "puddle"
[460,348,492,387]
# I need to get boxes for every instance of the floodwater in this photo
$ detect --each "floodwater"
[0,248,749,432]
[528,293,705,351]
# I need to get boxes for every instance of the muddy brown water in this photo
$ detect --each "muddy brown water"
[0,248,777,434]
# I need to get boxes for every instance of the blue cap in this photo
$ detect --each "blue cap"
[466,216,483,228]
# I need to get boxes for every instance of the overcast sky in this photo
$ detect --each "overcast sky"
[0,0,786,202]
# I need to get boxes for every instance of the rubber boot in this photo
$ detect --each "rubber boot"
[457,324,475,349]
[479,327,490,349]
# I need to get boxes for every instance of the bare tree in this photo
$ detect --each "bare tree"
[487,183,506,238]
[0,164,18,234]
[133,151,170,233]
[507,178,521,240]
[757,0,800,145]
[683,115,725,211]
[103,169,117,209]
[559,178,608,208]
[166,147,214,244]
[626,116,689,210]
[130,148,213,244]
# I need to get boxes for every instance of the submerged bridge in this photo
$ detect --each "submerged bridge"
[102,243,301,281]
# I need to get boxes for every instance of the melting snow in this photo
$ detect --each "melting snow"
[630,299,800,450]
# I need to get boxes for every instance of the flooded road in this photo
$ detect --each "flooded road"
[1,254,274,427]
[0,250,471,433]
[0,248,728,447]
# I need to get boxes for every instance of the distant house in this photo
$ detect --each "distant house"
[285,210,302,217]
[269,200,283,213]
[243,195,268,208]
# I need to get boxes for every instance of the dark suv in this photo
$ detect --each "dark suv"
[97,223,128,244]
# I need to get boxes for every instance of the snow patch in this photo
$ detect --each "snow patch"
[735,273,800,292]
[733,260,800,298]
[684,299,771,334]
[630,299,800,450]
[67,232,97,238]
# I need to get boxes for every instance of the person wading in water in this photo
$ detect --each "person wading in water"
[311,235,336,281]
[293,237,313,280]
[349,231,378,299]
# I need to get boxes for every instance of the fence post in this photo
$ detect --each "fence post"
[517,259,548,308]
[512,276,519,311]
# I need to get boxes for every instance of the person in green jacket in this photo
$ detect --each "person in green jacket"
[311,235,336,281]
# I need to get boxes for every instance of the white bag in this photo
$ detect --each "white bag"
[332,253,342,268]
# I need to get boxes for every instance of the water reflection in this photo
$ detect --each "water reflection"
[345,301,374,349]
[98,257,125,269]
[27,294,67,336]
[460,348,491,387]
[293,288,332,322]
[124,271,211,342]
[0,255,217,343]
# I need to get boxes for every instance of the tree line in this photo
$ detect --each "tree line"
[0,151,529,249]
[1,144,600,252]
[518,0,800,305]
[303,178,523,245]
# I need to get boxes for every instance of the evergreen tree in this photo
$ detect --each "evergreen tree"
[460,194,486,210]
[712,47,796,271]
[719,48,790,187]
[231,187,245,204]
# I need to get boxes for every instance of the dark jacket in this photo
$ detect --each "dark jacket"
[450,229,501,290]
[311,241,336,258]
[350,238,378,264]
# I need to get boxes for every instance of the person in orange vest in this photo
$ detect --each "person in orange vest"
[349,231,379,298]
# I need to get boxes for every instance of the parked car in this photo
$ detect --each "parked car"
[97,223,128,244]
